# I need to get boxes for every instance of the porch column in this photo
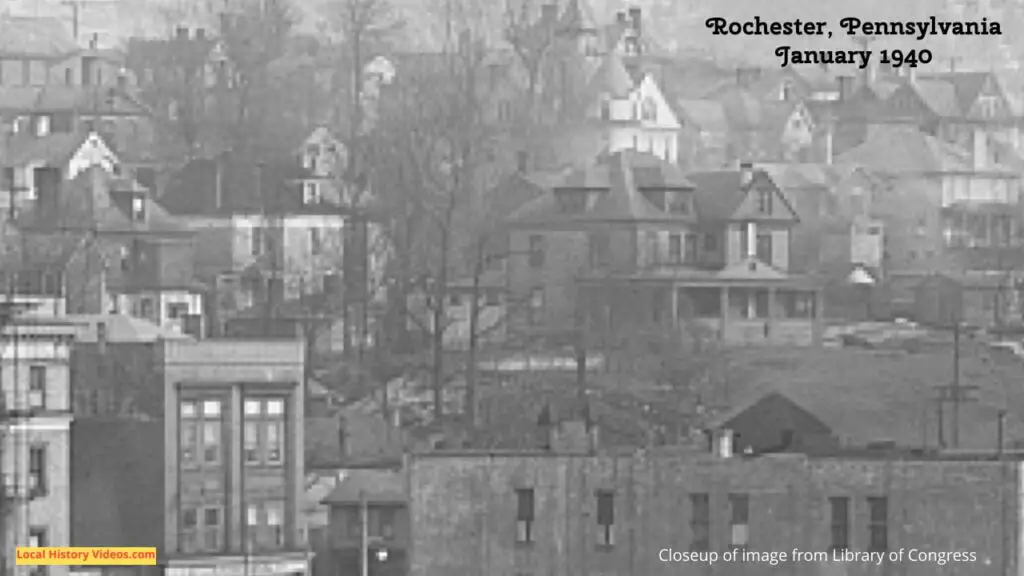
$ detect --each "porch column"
[767,287,778,344]
[812,288,825,345]
[671,285,679,327]
[719,286,729,341]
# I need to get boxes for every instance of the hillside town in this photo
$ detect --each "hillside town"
[5,0,1024,575]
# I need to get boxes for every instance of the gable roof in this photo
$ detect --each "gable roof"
[3,131,92,168]
[687,168,797,222]
[706,346,1024,450]
[674,99,729,133]
[507,150,696,226]
[585,51,635,99]
[917,71,996,114]
[911,78,962,118]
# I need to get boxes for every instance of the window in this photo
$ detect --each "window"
[180,399,222,469]
[867,497,888,552]
[203,507,223,550]
[252,226,263,256]
[131,195,146,221]
[244,398,286,466]
[29,366,46,410]
[668,234,682,264]
[167,303,190,319]
[498,100,513,122]
[448,294,461,307]
[690,493,710,551]
[181,505,223,553]
[641,97,657,122]
[528,235,544,268]
[180,508,199,552]
[596,491,615,548]
[484,290,500,307]
[310,227,322,255]
[685,233,698,263]
[303,181,321,204]
[589,233,610,268]
[29,446,46,497]
[28,527,47,575]
[249,501,285,550]
[515,488,534,544]
[529,288,545,325]
[756,232,772,264]
[666,191,690,214]
[34,114,50,137]
[729,493,749,549]
[376,506,396,540]
[757,188,773,213]
[830,497,850,551]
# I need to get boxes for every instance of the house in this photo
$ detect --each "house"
[0,315,81,576]
[716,88,817,163]
[408,446,1022,576]
[837,124,1024,274]
[70,337,310,575]
[0,15,80,86]
[505,151,823,347]
[17,165,204,331]
[319,462,408,576]
[673,98,729,169]
[0,130,118,204]
[912,271,1024,329]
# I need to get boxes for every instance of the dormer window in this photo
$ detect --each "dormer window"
[666,191,691,214]
[640,98,657,122]
[131,194,146,221]
[757,189,773,214]
[555,189,588,214]
[303,181,322,205]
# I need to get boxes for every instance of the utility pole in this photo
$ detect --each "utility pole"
[359,490,368,576]
[934,323,980,448]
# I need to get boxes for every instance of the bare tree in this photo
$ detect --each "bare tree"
[502,0,559,123]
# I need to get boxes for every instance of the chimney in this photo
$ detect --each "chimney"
[616,11,626,24]
[541,3,557,22]
[837,75,853,101]
[628,6,641,36]
[96,321,107,355]
[175,26,188,40]
[739,161,754,186]
[195,28,205,40]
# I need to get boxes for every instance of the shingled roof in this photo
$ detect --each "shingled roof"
[0,16,78,57]
[507,150,696,226]
[837,124,1015,175]
[916,71,996,116]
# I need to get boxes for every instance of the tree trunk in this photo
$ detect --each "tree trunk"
[466,243,483,432]
[431,226,449,423]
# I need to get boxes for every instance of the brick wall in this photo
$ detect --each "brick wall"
[409,451,1020,576]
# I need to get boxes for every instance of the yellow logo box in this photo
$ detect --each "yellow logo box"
[16,548,157,566]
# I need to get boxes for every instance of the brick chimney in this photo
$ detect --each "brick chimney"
[739,161,754,186]
[628,6,641,36]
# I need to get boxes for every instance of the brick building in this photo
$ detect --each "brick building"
[70,336,310,576]
[406,448,1020,576]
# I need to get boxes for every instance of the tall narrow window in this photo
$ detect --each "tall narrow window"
[201,400,222,465]
[690,493,710,551]
[203,507,223,551]
[515,488,534,544]
[310,227,322,255]
[244,397,286,466]
[28,527,47,576]
[757,188,773,213]
[528,234,545,268]
[180,401,198,467]
[867,497,888,552]
[529,288,545,326]
[729,493,749,549]
[28,366,46,410]
[252,226,263,256]
[756,232,773,264]
[668,234,682,264]
[685,233,698,263]
[596,491,615,548]
[181,508,199,553]
[378,507,396,540]
[29,446,46,497]
[830,497,850,551]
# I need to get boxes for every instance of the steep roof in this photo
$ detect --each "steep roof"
[912,78,962,118]
[3,132,89,168]
[157,155,323,217]
[917,71,995,114]
[687,169,759,220]
[69,313,194,343]
[585,51,635,99]
[507,150,695,226]
[674,99,729,133]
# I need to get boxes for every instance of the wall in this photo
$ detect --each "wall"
[158,339,306,556]
[409,452,1020,576]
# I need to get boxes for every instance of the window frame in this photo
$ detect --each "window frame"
[595,490,615,549]
[243,397,286,467]
[689,493,710,552]
[829,496,850,552]
[527,234,545,268]
[867,496,888,553]
[729,493,749,549]
[28,445,47,498]
[180,399,224,470]
[28,365,46,410]
[515,488,535,545]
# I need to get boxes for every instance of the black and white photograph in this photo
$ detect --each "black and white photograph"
[2,0,1024,574]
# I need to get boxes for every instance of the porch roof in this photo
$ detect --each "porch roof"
[577,266,823,289]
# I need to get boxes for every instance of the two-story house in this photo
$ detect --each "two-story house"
[506,150,823,347]
[0,313,80,576]
[1,130,119,205]
[18,164,203,329]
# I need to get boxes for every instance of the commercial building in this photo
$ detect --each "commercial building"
[70,334,310,576]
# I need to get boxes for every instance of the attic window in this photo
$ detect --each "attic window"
[780,81,793,102]
[757,189,773,214]
[303,181,322,205]
[131,194,146,222]
[640,98,657,122]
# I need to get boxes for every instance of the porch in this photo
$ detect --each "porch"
[579,279,824,347]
